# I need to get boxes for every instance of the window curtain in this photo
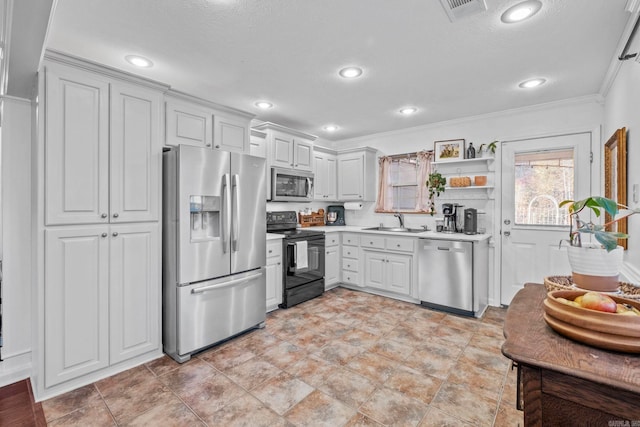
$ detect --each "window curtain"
[416,150,434,212]
[375,156,393,212]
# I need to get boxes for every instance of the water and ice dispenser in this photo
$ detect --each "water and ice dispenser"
[189,195,220,240]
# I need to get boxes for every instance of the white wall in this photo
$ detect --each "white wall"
[0,96,32,385]
[603,59,640,281]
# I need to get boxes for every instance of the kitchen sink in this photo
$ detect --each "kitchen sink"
[363,226,428,233]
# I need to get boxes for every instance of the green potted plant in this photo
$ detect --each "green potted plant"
[427,171,446,215]
[478,140,498,157]
[559,196,639,291]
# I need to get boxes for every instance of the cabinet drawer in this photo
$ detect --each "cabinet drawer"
[342,233,359,246]
[342,258,359,272]
[342,270,360,285]
[326,234,340,247]
[342,246,359,258]
[386,237,414,252]
[267,241,282,261]
[361,235,385,250]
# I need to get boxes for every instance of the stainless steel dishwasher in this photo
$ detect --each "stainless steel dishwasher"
[418,238,488,317]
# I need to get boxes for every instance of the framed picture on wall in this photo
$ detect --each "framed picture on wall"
[434,139,465,161]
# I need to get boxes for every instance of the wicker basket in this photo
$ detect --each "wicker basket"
[544,276,640,301]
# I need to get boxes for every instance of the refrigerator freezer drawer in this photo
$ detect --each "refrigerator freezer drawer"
[176,269,266,359]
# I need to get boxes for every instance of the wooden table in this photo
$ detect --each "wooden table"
[502,283,640,426]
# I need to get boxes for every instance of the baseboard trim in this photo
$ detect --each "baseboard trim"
[0,351,32,388]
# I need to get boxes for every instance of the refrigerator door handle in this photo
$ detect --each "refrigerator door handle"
[190,272,263,294]
[231,174,239,252]
[221,173,230,253]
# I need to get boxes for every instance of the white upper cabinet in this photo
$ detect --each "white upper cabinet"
[252,122,317,172]
[165,98,213,148]
[45,63,110,225]
[249,129,267,158]
[314,148,337,201]
[337,147,377,201]
[165,92,253,154]
[110,81,162,223]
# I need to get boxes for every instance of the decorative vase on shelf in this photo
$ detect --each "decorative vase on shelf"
[466,143,475,159]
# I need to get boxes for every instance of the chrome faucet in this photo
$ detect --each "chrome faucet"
[394,213,405,228]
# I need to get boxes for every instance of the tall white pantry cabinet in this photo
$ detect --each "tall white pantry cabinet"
[32,53,166,400]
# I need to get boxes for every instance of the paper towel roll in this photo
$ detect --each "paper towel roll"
[344,202,363,210]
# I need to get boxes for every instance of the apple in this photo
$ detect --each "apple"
[579,291,617,313]
[557,297,581,308]
[616,303,640,316]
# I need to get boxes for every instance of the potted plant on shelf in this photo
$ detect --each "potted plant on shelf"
[427,171,446,216]
[559,196,639,291]
[478,140,498,157]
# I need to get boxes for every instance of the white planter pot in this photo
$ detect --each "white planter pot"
[566,243,624,292]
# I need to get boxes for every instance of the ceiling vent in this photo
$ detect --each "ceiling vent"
[439,0,488,22]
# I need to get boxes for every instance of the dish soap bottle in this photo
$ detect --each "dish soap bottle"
[466,142,476,159]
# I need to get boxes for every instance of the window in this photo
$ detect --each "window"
[375,151,433,213]
[514,149,574,225]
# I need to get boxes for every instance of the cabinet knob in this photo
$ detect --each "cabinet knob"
[101,213,108,219]
[370,241,373,244]
[113,213,119,218]
[290,163,294,167]
[101,233,108,238]
[397,244,401,247]
[295,164,298,167]
[215,145,220,148]
[206,143,212,147]
[268,249,273,254]
[112,232,119,237]
[277,262,281,265]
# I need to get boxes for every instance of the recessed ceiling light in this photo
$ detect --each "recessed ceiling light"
[338,67,363,78]
[255,101,273,109]
[125,55,153,68]
[501,0,542,23]
[518,78,546,88]
[399,107,418,115]
[323,125,339,132]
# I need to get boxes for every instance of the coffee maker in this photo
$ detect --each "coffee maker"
[326,205,345,226]
[442,203,456,233]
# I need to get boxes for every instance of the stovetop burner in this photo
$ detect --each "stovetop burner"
[266,211,324,239]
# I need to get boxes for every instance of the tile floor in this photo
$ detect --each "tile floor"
[41,287,523,426]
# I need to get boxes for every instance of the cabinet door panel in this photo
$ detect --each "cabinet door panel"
[45,227,109,387]
[364,251,386,290]
[338,154,364,200]
[165,100,213,148]
[314,154,326,199]
[271,133,294,168]
[294,140,313,171]
[45,64,109,225]
[387,253,412,294]
[110,224,160,363]
[325,246,339,287]
[326,156,337,200]
[214,115,249,153]
[111,82,161,222]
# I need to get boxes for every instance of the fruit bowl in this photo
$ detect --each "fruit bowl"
[544,290,640,353]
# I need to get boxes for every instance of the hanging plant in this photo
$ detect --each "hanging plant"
[427,171,446,215]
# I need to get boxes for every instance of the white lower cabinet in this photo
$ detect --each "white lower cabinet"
[363,250,412,295]
[341,233,361,286]
[324,234,340,289]
[266,239,283,311]
[44,223,160,388]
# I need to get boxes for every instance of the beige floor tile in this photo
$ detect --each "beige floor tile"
[225,356,282,390]
[119,398,204,426]
[459,345,511,376]
[157,358,217,395]
[42,384,102,423]
[346,351,398,384]
[285,389,356,427]
[286,354,337,388]
[431,381,498,426]
[238,328,282,354]
[404,340,461,380]
[207,393,290,426]
[94,365,154,398]
[419,407,476,427]
[198,340,257,372]
[261,341,308,370]
[251,372,314,415]
[501,365,520,408]
[102,377,177,423]
[493,402,524,427]
[318,367,377,408]
[359,386,428,426]
[447,359,506,402]
[468,331,506,355]
[287,328,333,352]
[145,354,183,377]
[412,307,447,323]
[339,328,380,349]
[345,412,385,426]
[432,324,474,347]
[384,364,443,405]
[314,340,364,365]
[47,396,115,426]
[179,372,246,420]
[369,337,413,362]
[385,323,425,347]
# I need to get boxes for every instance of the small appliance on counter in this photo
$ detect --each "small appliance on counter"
[464,208,478,234]
[326,205,346,226]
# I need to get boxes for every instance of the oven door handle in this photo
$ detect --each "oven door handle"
[287,242,297,269]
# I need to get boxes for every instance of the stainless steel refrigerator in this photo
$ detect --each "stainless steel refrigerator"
[163,145,266,362]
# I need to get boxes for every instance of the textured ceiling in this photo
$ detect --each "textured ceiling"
[45,0,631,141]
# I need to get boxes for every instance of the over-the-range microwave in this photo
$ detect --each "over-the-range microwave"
[270,167,314,202]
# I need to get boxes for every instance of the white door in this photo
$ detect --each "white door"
[45,63,110,226]
[109,223,160,363]
[45,226,109,387]
[500,132,592,304]
[110,81,162,223]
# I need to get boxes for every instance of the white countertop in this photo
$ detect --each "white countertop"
[267,233,285,240]
[301,225,491,242]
